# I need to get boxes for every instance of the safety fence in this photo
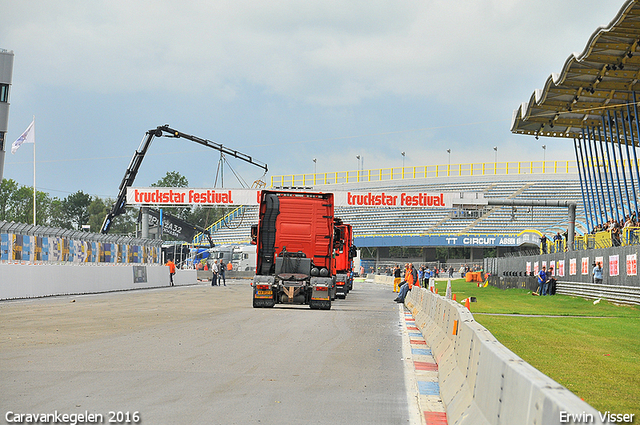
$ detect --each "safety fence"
[404,287,604,425]
[270,160,578,187]
[485,243,640,290]
[0,221,162,264]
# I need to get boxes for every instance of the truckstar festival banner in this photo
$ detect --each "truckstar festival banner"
[127,187,485,208]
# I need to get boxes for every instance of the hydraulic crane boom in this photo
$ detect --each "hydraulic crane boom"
[101,125,268,234]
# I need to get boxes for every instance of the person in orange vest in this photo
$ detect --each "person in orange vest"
[166,259,176,286]
[394,263,416,303]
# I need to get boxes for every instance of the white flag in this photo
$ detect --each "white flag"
[11,118,35,154]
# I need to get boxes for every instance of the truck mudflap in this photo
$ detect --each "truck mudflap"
[252,275,276,308]
[335,273,348,299]
[309,277,332,310]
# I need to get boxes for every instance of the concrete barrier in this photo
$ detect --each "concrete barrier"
[0,263,196,300]
[405,287,606,425]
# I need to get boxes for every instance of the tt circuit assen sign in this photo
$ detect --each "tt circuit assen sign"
[127,187,486,208]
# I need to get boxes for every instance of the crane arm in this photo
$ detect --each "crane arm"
[101,125,267,234]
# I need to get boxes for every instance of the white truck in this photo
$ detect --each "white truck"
[232,245,256,271]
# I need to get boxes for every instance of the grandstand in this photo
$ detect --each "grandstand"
[200,160,588,250]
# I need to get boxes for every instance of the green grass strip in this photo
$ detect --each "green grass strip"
[433,278,640,416]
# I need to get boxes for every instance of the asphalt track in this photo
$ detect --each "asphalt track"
[0,280,414,425]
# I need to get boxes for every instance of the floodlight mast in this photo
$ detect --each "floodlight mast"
[100,125,268,234]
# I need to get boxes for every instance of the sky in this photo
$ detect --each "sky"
[0,0,623,200]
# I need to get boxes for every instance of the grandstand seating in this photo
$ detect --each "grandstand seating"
[204,172,590,246]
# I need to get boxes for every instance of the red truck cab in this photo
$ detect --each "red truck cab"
[251,190,335,309]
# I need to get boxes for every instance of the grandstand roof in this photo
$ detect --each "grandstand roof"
[511,0,640,140]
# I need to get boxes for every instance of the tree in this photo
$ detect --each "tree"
[87,197,108,233]
[151,171,189,188]
[151,171,190,220]
[0,178,19,221]
[63,191,92,229]
[49,198,73,229]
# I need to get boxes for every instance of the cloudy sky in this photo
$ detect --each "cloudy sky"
[0,0,621,199]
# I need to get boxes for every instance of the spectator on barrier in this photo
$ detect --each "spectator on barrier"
[166,258,176,286]
[394,263,416,303]
[536,266,547,296]
[593,262,603,285]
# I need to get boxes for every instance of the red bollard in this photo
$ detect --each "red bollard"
[453,294,456,301]
[465,297,470,310]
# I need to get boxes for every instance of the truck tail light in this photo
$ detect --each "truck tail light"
[336,281,345,286]
[256,284,270,290]
[314,286,328,291]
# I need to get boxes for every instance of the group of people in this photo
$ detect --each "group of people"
[590,213,638,246]
[393,263,436,303]
[535,265,557,296]
[540,231,569,254]
[210,259,227,286]
[165,258,229,286]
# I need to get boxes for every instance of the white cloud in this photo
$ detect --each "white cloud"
[1,0,618,107]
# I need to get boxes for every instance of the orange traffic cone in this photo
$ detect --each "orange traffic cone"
[465,297,470,310]
[453,294,456,301]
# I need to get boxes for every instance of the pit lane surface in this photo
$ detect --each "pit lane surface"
[0,280,411,424]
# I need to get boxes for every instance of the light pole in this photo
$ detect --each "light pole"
[401,151,405,169]
[313,158,317,174]
[493,146,498,163]
[447,149,451,166]
[542,145,546,173]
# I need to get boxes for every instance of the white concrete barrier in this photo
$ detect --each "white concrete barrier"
[405,287,606,425]
[0,263,196,300]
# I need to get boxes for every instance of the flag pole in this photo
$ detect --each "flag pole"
[32,115,36,226]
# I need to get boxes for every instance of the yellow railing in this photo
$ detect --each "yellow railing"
[270,160,579,187]
[550,227,640,251]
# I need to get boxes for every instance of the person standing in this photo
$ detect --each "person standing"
[219,260,227,286]
[166,259,176,286]
[393,265,402,293]
[593,262,603,285]
[212,259,219,286]
[537,266,547,296]
[540,234,548,254]
[417,266,424,289]
[424,265,431,289]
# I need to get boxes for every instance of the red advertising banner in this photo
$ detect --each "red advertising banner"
[627,254,637,276]
[558,260,565,277]
[581,257,589,275]
[609,254,619,277]
[569,258,577,276]
[126,187,485,208]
